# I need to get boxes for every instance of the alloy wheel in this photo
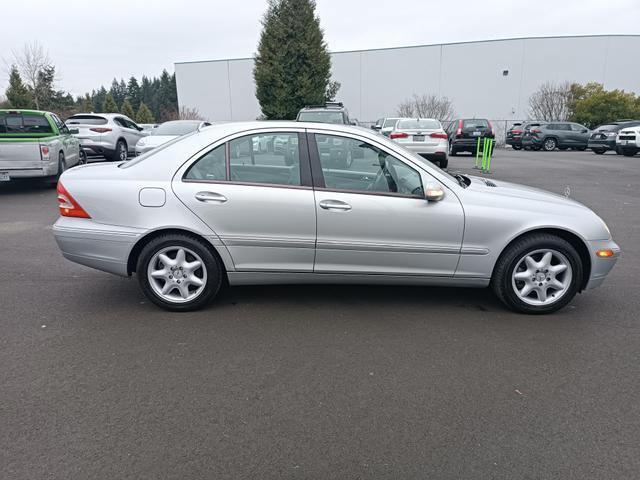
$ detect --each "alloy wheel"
[147,246,208,303]
[511,249,572,306]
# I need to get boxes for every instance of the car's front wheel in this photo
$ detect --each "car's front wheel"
[622,148,637,157]
[492,233,583,314]
[137,234,223,311]
[592,148,606,155]
[512,145,522,150]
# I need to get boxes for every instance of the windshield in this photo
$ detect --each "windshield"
[152,121,201,136]
[383,118,399,128]
[397,119,441,130]
[297,111,344,124]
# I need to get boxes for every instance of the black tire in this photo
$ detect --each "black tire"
[449,144,458,156]
[542,137,557,151]
[512,145,522,150]
[137,234,223,312]
[622,149,636,157]
[491,233,583,314]
[78,149,87,165]
[592,148,606,155]
[48,152,66,186]
[110,139,127,162]
[439,157,448,169]
[531,145,541,151]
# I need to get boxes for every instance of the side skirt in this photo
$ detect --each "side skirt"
[227,271,490,288]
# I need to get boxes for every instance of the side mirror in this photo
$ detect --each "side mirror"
[68,128,79,135]
[371,125,381,130]
[425,182,445,202]
[582,129,588,133]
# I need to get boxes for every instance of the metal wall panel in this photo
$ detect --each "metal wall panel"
[175,35,640,123]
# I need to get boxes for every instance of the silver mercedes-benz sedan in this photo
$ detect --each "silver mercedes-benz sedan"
[53,121,620,314]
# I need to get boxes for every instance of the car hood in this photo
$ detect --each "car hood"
[138,135,179,147]
[466,175,588,209]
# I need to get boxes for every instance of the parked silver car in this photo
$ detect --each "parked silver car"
[66,113,148,161]
[53,122,620,314]
[389,118,449,168]
[135,120,211,156]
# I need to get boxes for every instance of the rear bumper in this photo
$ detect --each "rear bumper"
[451,138,494,150]
[52,217,144,277]
[588,139,615,150]
[505,137,522,146]
[79,138,116,157]
[585,239,621,290]
[400,143,447,156]
[0,160,58,178]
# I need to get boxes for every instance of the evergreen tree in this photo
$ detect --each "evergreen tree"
[120,98,135,118]
[5,65,33,108]
[93,87,107,113]
[127,76,141,111]
[136,102,155,123]
[158,69,177,120]
[82,93,93,112]
[254,0,339,119]
[103,92,118,112]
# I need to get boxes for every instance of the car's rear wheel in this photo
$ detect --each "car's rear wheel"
[543,138,557,151]
[137,234,223,311]
[449,144,458,156]
[439,157,448,169]
[512,145,522,150]
[622,148,637,157]
[492,233,582,314]
[78,149,87,165]
[592,148,606,155]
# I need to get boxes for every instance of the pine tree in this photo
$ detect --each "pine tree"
[82,93,93,112]
[120,98,135,118]
[136,102,155,124]
[93,87,107,113]
[5,65,33,108]
[127,76,141,111]
[103,92,118,112]
[254,0,339,119]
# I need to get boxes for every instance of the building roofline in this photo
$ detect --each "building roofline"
[175,34,640,65]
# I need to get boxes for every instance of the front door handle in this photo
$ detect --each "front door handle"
[319,199,352,211]
[195,191,228,203]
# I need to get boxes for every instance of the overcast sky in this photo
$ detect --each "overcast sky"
[1,0,638,97]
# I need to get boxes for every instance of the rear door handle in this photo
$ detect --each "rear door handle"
[319,199,351,211]
[195,191,228,203]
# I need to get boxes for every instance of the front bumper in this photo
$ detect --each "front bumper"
[53,217,144,277]
[585,239,621,290]
[588,139,616,150]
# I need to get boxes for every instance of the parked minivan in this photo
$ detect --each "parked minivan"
[522,122,590,151]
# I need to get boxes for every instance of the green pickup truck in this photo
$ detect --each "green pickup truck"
[0,109,85,184]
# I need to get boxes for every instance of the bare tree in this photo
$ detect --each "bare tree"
[178,105,204,120]
[11,42,52,110]
[396,94,455,121]
[528,81,573,121]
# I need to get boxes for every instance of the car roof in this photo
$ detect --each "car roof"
[70,112,129,119]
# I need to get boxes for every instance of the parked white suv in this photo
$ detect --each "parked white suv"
[66,113,149,161]
[616,125,640,156]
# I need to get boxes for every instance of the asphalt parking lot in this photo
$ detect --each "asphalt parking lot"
[1,149,639,479]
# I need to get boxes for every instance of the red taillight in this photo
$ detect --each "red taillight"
[456,119,462,137]
[40,145,50,160]
[89,127,112,133]
[430,131,448,139]
[488,120,494,135]
[390,132,409,139]
[57,182,91,218]
[530,128,541,134]
[511,129,523,134]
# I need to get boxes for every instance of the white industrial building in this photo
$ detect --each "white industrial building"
[175,35,640,124]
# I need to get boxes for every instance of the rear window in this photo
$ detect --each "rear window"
[397,119,441,130]
[66,115,108,126]
[463,119,489,128]
[0,113,53,134]
[383,118,399,128]
[297,111,344,124]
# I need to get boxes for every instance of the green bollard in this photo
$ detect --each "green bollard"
[486,138,493,173]
[482,137,488,171]
[474,137,481,169]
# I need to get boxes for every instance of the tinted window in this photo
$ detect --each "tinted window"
[185,144,226,181]
[297,111,344,124]
[463,119,489,128]
[594,124,619,131]
[0,114,53,134]
[229,133,301,186]
[66,115,108,125]
[314,134,423,197]
[397,119,441,130]
[153,121,200,136]
[570,124,587,132]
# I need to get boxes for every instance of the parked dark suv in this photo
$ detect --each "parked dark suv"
[506,121,544,150]
[446,118,495,155]
[522,122,590,151]
[588,120,640,154]
[296,102,353,125]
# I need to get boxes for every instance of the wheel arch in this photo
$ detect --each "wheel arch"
[492,227,591,291]
[127,227,228,279]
